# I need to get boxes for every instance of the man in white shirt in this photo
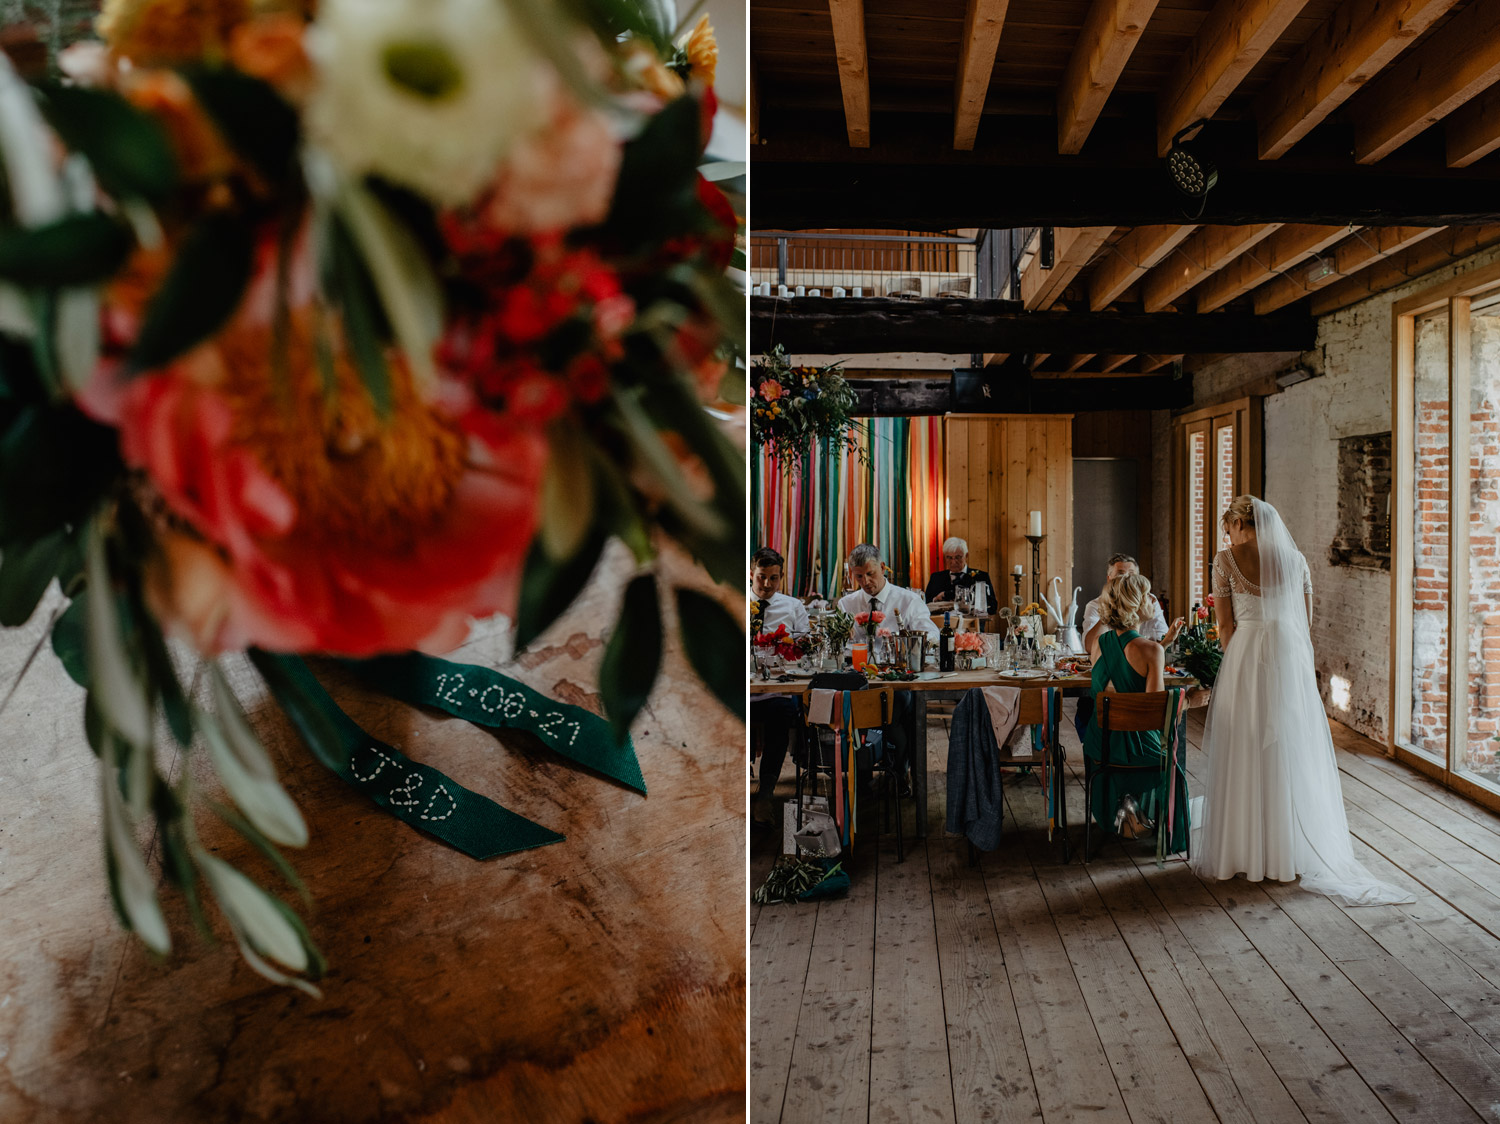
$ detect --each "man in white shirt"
[838,543,940,640]
[751,547,809,634]
[750,547,807,826]
[1079,553,1182,647]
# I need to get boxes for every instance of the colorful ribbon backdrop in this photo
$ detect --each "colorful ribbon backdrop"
[752,417,946,599]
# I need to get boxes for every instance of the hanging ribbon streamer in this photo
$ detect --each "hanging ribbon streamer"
[344,652,646,794]
[1156,687,1183,868]
[250,652,564,859]
[843,690,857,850]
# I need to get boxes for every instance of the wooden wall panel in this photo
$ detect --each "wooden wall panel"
[1071,410,1155,579]
[945,414,1074,612]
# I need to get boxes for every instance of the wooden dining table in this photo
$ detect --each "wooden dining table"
[751,668,1198,840]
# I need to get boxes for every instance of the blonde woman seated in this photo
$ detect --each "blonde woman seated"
[1083,572,1196,849]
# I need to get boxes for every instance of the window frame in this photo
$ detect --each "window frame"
[1171,396,1263,619]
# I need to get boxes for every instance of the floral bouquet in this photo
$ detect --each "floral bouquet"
[754,623,790,650]
[751,344,860,473]
[954,632,983,653]
[821,607,854,653]
[0,0,744,990]
[854,608,884,653]
[1176,600,1222,688]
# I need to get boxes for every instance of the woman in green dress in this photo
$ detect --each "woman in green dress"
[1082,572,1192,852]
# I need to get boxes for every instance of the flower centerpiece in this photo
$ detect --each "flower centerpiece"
[750,344,860,473]
[1010,602,1045,643]
[954,630,983,668]
[1177,599,1222,688]
[854,609,885,661]
[0,0,744,990]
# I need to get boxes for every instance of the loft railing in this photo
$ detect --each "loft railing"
[750,231,986,300]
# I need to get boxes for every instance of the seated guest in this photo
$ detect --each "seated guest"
[749,547,806,825]
[839,543,940,639]
[1080,553,1182,649]
[923,537,996,609]
[750,546,809,633]
[1082,573,1202,852]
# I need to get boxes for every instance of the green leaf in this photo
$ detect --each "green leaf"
[180,66,300,184]
[36,84,178,201]
[611,384,725,539]
[248,649,351,772]
[52,592,88,686]
[0,528,66,626]
[0,213,133,287]
[538,424,596,561]
[84,527,153,754]
[210,800,309,899]
[199,707,308,848]
[319,210,392,414]
[196,850,308,972]
[602,96,702,245]
[675,588,744,720]
[100,743,172,955]
[152,781,213,940]
[598,574,662,740]
[129,211,254,374]
[514,520,609,650]
[137,609,193,747]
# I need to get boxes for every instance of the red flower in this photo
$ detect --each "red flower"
[754,623,789,648]
[854,610,885,626]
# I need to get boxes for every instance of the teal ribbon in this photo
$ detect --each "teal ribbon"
[251,652,565,860]
[344,652,645,795]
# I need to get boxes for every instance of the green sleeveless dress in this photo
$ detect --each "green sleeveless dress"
[1083,630,1190,852]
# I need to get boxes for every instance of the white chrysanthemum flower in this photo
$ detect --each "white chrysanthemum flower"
[305,0,553,206]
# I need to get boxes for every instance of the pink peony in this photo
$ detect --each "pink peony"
[854,610,885,626]
[758,379,783,402]
[479,95,622,235]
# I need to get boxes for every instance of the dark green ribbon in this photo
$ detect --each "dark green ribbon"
[251,652,564,859]
[345,651,646,795]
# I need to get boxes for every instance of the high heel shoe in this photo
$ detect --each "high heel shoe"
[1113,794,1156,840]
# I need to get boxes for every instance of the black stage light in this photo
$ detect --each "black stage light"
[1166,119,1217,219]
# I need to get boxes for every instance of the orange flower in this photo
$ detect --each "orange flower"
[682,15,718,87]
[90,236,546,657]
[98,0,248,66]
[229,13,312,102]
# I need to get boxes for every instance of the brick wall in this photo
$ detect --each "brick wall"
[1154,243,1500,747]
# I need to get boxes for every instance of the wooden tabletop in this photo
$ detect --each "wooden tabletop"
[750,670,1198,694]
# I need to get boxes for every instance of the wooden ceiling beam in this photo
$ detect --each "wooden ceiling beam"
[1057,0,1160,155]
[1252,225,1443,312]
[1445,84,1500,167]
[953,0,1011,150]
[1308,225,1500,315]
[1019,226,1115,308]
[749,296,1317,353]
[1099,354,1134,372]
[1254,0,1460,160]
[1195,224,1347,311]
[1140,224,1281,312]
[1156,0,1314,158]
[1140,354,1181,372]
[1087,225,1195,310]
[828,0,872,147]
[849,373,1195,414]
[1064,353,1099,370]
[1349,0,1500,164]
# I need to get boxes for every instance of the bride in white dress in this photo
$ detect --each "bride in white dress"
[1192,496,1412,906]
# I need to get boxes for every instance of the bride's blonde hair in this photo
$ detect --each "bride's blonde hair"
[1221,495,1256,532]
[1098,572,1153,631]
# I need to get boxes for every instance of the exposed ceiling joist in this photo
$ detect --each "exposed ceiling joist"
[1140,354,1181,372]
[1446,84,1500,167]
[1253,0,1460,160]
[953,0,1011,150]
[1064,354,1099,370]
[1088,225,1195,310]
[1195,224,1347,311]
[1156,0,1314,157]
[1140,224,1281,312]
[1057,0,1160,154]
[1349,0,1500,164]
[749,296,1317,353]
[828,0,871,147]
[1252,225,1443,312]
[1019,227,1114,308]
[1308,225,1500,315]
[1099,354,1133,372]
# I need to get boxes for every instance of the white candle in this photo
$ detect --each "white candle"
[1028,510,1042,536]
[1012,564,1023,575]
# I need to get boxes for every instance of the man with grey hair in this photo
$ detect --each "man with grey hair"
[923,535,995,608]
[839,543,940,640]
[1079,553,1182,647]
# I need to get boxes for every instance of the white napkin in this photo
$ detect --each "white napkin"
[807,688,838,726]
[981,685,1023,753]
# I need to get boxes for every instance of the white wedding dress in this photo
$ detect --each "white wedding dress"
[1191,499,1412,906]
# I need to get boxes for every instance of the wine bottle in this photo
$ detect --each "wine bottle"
[939,612,955,673]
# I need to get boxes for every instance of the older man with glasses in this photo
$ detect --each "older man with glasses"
[922,536,996,610]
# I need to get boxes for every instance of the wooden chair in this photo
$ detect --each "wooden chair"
[797,682,906,862]
[1084,691,1186,862]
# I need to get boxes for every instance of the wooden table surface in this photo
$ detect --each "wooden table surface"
[0,546,744,1124]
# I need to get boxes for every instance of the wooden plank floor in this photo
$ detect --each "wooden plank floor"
[750,705,1500,1124]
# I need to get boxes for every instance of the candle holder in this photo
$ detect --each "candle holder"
[1025,534,1046,606]
[1010,571,1023,602]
